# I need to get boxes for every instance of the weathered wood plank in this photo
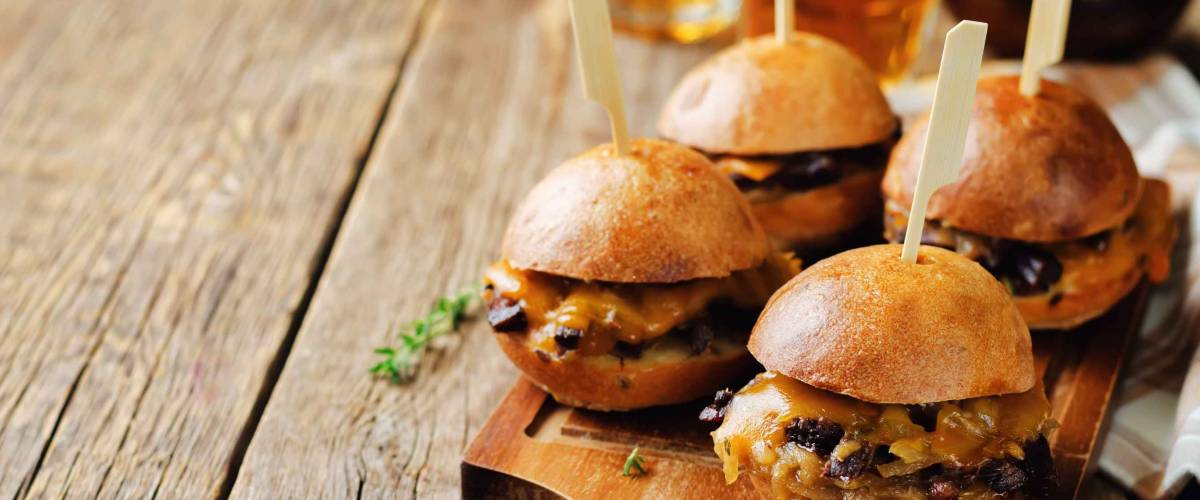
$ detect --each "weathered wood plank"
[0,0,427,497]
[230,0,716,496]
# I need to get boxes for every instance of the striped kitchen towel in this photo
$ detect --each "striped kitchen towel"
[890,54,1200,498]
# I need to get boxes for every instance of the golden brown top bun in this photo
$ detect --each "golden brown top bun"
[749,244,1035,404]
[882,76,1141,242]
[657,34,896,155]
[502,138,771,283]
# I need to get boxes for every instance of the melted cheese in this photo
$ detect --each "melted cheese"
[484,255,799,356]
[714,372,1052,497]
[1055,179,1175,287]
[884,178,1176,295]
[715,157,782,182]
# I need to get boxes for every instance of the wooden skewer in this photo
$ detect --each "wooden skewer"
[1019,0,1071,96]
[568,0,630,155]
[775,0,794,44]
[900,21,988,264]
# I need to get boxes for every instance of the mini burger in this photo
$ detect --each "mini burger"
[882,76,1176,329]
[483,138,799,411]
[704,245,1057,499]
[658,33,899,254]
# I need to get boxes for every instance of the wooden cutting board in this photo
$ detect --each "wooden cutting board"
[462,283,1150,499]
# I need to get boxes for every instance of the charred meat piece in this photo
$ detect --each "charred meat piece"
[1082,230,1111,252]
[776,153,841,191]
[729,173,757,191]
[839,139,894,166]
[928,479,962,500]
[886,215,1068,295]
[823,441,873,481]
[909,403,940,432]
[918,464,944,480]
[719,140,892,192]
[925,466,968,500]
[698,388,735,424]
[784,418,844,455]
[486,296,527,332]
[553,326,583,352]
[679,303,757,358]
[978,459,1028,493]
[613,341,643,359]
[1020,436,1058,498]
[967,241,1064,296]
[872,445,897,465]
[686,321,715,356]
[1006,246,1064,296]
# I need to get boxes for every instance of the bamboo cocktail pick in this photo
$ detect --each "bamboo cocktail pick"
[775,0,794,44]
[900,21,988,264]
[568,0,630,156]
[1019,0,1071,96]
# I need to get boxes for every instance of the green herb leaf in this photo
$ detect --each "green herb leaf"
[371,285,479,383]
[622,447,647,477]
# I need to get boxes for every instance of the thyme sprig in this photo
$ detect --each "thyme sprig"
[622,447,647,477]
[371,286,478,383]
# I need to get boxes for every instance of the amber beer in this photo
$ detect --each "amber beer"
[743,0,934,83]
[609,0,742,43]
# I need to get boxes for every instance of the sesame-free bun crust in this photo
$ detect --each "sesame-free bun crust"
[749,244,1035,404]
[493,332,756,411]
[883,76,1141,242]
[658,34,896,155]
[503,138,771,283]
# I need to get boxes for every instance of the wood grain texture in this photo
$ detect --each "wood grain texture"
[462,380,759,500]
[0,0,1180,497]
[1040,284,1151,498]
[0,0,424,497]
[229,0,717,497]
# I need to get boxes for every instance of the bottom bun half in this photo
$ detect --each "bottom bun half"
[751,170,883,253]
[493,333,757,411]
[1014,264,1143,330]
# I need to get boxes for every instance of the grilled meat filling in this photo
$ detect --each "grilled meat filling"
[711,137,897,201]
[483,255,798,360]
[700,388,736,424]
[883,178,1174,298]
[713,372,1057,499]
[884,211,1065,296]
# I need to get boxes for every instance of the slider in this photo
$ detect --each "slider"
[882,76,1177,328]
[658,33,899,255]
[484,139,799,411]
[707,244,1057,498]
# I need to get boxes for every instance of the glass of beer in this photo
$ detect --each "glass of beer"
[742,0,937,84]
[609,0,743,43]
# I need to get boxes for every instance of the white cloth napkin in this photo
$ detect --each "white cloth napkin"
[886,54,1200,498]
[1101,115,1200,499]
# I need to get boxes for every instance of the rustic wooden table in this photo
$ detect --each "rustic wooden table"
[1,0,1196,498]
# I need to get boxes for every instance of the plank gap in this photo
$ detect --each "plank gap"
[16,218,158,500]
[213,0,441,498]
